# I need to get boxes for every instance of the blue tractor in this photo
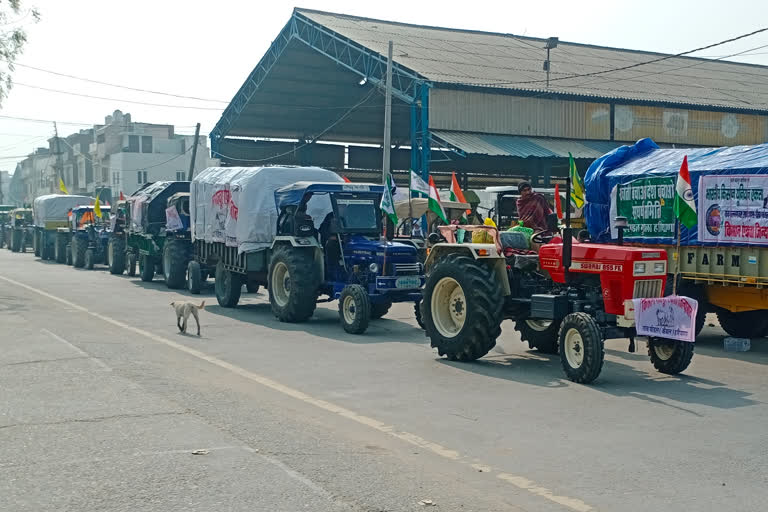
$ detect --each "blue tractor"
[62,205,111,269]
[270,182,425,334]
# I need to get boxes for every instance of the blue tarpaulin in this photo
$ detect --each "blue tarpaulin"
[584,138,768,245]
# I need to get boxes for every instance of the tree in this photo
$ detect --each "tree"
[0,1,40,106]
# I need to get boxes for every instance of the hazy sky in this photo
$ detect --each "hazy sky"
[1,0,767,171]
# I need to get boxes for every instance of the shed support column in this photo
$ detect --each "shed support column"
[410,83,430,182]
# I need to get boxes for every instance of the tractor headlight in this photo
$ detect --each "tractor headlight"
[653,261,666,274]
[634,262,646,275]
[369,262,379,273]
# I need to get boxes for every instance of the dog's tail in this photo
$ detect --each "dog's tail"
[199,301,205,310]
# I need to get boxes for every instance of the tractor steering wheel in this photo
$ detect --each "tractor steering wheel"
[531,230,555,244]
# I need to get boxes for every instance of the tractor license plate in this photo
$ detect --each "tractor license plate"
[395,276,421,289]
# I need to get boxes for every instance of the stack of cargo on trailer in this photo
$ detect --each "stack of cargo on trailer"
[32,194,94,260]
[584,138,768,338]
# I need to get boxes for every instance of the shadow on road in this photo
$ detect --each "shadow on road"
[438,344,759,413]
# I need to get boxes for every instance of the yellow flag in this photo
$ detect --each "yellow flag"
[59,178,69,195]
[94,192,102,218]
[569,152,585,209]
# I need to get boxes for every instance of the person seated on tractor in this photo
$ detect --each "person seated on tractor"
[515,181,552,234]
[320,212,342,266]
[278,204,314,237]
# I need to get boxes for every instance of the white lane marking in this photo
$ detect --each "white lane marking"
[0,274,595,512]
[41,328,112,371]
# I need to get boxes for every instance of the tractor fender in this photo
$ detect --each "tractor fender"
[425,243,511,296]
[271,236,325,284]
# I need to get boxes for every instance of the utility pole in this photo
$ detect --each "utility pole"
[53,122,63,193]
[382,40,393,185]
[187,123,201,182]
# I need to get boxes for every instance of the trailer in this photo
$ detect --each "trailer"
[32,194,94,261]
[584,138,768,338]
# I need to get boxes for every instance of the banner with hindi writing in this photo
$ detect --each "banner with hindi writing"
[698,174,768,244]
[632,296,698,343]
[610,177,676,240]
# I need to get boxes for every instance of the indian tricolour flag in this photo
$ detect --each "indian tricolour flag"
[428,176,448,223]
[449,172,470,221]
[673,155,697,229]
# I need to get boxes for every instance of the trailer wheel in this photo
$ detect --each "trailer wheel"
[72,237,86,268]
[423,253,503,361]
[339,284,371,334]
[414,299,425,330]
[558,313,605,384]
[648,338,694,375]
[268,245,318,322]
[187,260,202,295]
[40,232,51,260]
[370,301,392,320]
[215,262,242,308]
[108,237,126,275]
[55,233,68,263]
[85,248,95,270]
[716,310,768,339]
[126,252,137,276]
[162,239,187,289]
[65,244,72,265]
[139,254,154,281]
[10,229,22,252]
[515,319,560,354]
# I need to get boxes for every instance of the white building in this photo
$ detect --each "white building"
[90,110,218,200]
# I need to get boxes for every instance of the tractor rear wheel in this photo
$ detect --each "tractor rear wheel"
[370,301,392,319]
[215,261,242,308]
[72,237,86,268]
[423,253,503,361]
[515,319,560,354]
[187,260,202,295]
[85,249,95,270]
[268,245,318,322]
[162,239,187,289]
[716,309,768,339]
[339,284,371,334]
[648,338,694,375]
[558,313,605,384]
[139,254,154,281]
[108,237,126,275]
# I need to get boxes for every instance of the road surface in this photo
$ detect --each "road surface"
[1,248,766,511]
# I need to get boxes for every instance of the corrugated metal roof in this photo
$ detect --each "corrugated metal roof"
[297,9,768,113]
[432,130,623,159]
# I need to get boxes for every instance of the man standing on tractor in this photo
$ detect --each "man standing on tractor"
[515,181,552,233]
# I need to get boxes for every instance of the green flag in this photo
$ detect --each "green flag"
[380,175,398,226]
[569,153,585,209]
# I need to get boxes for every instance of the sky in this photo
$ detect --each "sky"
[1,0,767,172]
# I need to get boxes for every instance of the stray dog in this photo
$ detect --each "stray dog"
[170,300,205,336]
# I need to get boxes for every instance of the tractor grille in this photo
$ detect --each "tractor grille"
[633,279,663,299]
[393,263,422,276]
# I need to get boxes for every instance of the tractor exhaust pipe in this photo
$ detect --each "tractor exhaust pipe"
[562,175,573,280]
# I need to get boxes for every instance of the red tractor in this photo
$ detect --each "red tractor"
[422,217,694,384]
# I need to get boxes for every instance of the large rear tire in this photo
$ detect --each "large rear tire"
[423,253,504,361]
[162,239,187,289]
[716,309,768,339]
[215,261,242,308]
[72,237,86,268]
[648,338,694,375]
[515,319,560,354]
[139,254,154,282]
[108,237,126,275]
[268,245,318,322]
[339,284,371,334]
[558,313,605,384]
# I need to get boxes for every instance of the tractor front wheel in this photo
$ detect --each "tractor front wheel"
[515,319,560,354]
[648,338,694,375]
[423,253,504,361]
[558,313,605,384]
[55,233,68,263]
[139,254,154,282]
[339,284,371,334]
[84,248,95,270]
[65,244,72,265]
[72,238,86,268]
[215,262,242,307]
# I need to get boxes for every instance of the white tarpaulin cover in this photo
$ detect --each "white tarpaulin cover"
[191,166,344,253]
[33,194,94,226]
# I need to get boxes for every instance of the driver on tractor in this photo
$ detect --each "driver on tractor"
[516,181,553,233]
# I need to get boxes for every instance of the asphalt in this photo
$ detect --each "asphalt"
[1,248,766,512]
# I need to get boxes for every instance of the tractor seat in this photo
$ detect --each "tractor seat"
[295,214,317,238]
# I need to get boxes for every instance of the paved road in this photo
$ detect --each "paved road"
[1,248,766,512]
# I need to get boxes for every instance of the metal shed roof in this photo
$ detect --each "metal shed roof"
[432,131,623,159]
[298,9,768,113]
